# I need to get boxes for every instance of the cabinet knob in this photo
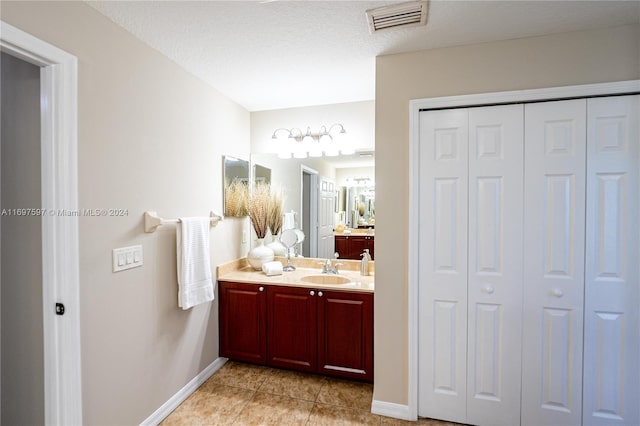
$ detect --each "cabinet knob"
[318,291,323,297]
[310,290,315,296]
[259,286,264,292]
[550,288,563,298]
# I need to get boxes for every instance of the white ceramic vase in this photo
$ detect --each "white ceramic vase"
[247,238,275,270]
[266,234,287,256]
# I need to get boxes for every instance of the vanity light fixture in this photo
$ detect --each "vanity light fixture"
[271,124,351,158]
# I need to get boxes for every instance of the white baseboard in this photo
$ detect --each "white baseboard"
[141,357,228,426]
[371,399,415,421]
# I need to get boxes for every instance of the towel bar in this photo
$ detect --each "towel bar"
[144,211,223,233]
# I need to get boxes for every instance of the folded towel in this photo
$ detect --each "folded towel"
[176,217,214,309]
[262,261,283,276]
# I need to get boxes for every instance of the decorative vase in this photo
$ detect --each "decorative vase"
[247,238,275,270]
[266,234,287,256]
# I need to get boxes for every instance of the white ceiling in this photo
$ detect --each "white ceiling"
[87,0,639,112]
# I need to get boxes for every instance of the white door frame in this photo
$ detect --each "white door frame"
[407,80,640,421]
[0,21,82,425]
[301,165,318,258]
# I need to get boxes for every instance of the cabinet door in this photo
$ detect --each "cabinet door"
[350,236,368,260]
[335,236,349,259]
[267,285,317,372]
[317,290,373,382]
[366,236,374,260]
[219,281,267,364]
[583,95,639,426]
[522,99,586,426]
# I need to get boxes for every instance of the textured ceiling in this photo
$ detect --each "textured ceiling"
[87,1,639,111]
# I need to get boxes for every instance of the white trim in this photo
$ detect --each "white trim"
[1,21,82,425]
[409,80,640,112]
[407,80,640,419]
[371,399,413,421]
[300,165,318,257]
[140,357,227,426]
[407,97,422,422]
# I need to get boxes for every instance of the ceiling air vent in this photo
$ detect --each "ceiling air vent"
[366,1,428,34]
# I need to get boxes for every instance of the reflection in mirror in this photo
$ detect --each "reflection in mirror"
[347,184,375,228]
[223,155,249,217]
[251,152,374,256]
[253,163,271,186]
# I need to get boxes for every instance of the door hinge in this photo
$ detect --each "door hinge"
[55,303,65,316]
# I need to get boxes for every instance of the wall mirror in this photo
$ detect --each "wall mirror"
[347,184,375,228]
[250,152,374,254]
[223,155,249,217]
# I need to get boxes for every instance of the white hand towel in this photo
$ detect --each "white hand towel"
[176,217,214,309]
[283,212,295,230]
[262,261,283,276]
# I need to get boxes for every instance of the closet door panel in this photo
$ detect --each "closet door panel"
[522,99,586,426]
[467,105,524,425]
[584,95,639,426]
[418,109,468,423]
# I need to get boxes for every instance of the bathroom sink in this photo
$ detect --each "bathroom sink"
[300,274,352,285]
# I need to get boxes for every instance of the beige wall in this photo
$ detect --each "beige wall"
[2,2,250,424]
[374,24,640,406]
[250,101,375,154]
[1,52,44,426]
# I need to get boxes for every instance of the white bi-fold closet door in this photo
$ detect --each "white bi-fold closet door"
[418,104,525,425]
[418,95,639,426]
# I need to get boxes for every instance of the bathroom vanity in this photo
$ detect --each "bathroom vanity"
[217,258,374,382]
[334,233,374,260]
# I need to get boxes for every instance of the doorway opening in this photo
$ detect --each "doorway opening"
[300,166,318,258]
[0,21,82,424]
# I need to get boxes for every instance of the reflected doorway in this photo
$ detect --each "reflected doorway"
[301,166,318,258]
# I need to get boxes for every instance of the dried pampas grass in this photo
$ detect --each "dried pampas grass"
[224,179,249,217]
[267,186,284,236]
[248,182,271,239]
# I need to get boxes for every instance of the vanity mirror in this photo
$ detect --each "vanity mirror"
[250,152,374,256]
[279,228,300,271]
[223,155,249,217]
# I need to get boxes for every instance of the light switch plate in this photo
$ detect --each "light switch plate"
[112,245,143,272]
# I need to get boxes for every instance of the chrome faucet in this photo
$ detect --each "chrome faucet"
[320,253,342,274]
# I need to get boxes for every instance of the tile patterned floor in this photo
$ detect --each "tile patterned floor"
[161,361,460,425]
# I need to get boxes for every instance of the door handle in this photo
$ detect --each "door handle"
[259,286,264,292]
[481,285,494,294]
[310,290,315,296]
[550,288,564,298]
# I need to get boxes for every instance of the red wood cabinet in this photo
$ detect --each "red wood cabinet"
[334,236,350,259]
[334,235,374,260]
[219,281,374,382]
[317,290,373,382]
[218,281,267,364]
[267,285,317,372]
